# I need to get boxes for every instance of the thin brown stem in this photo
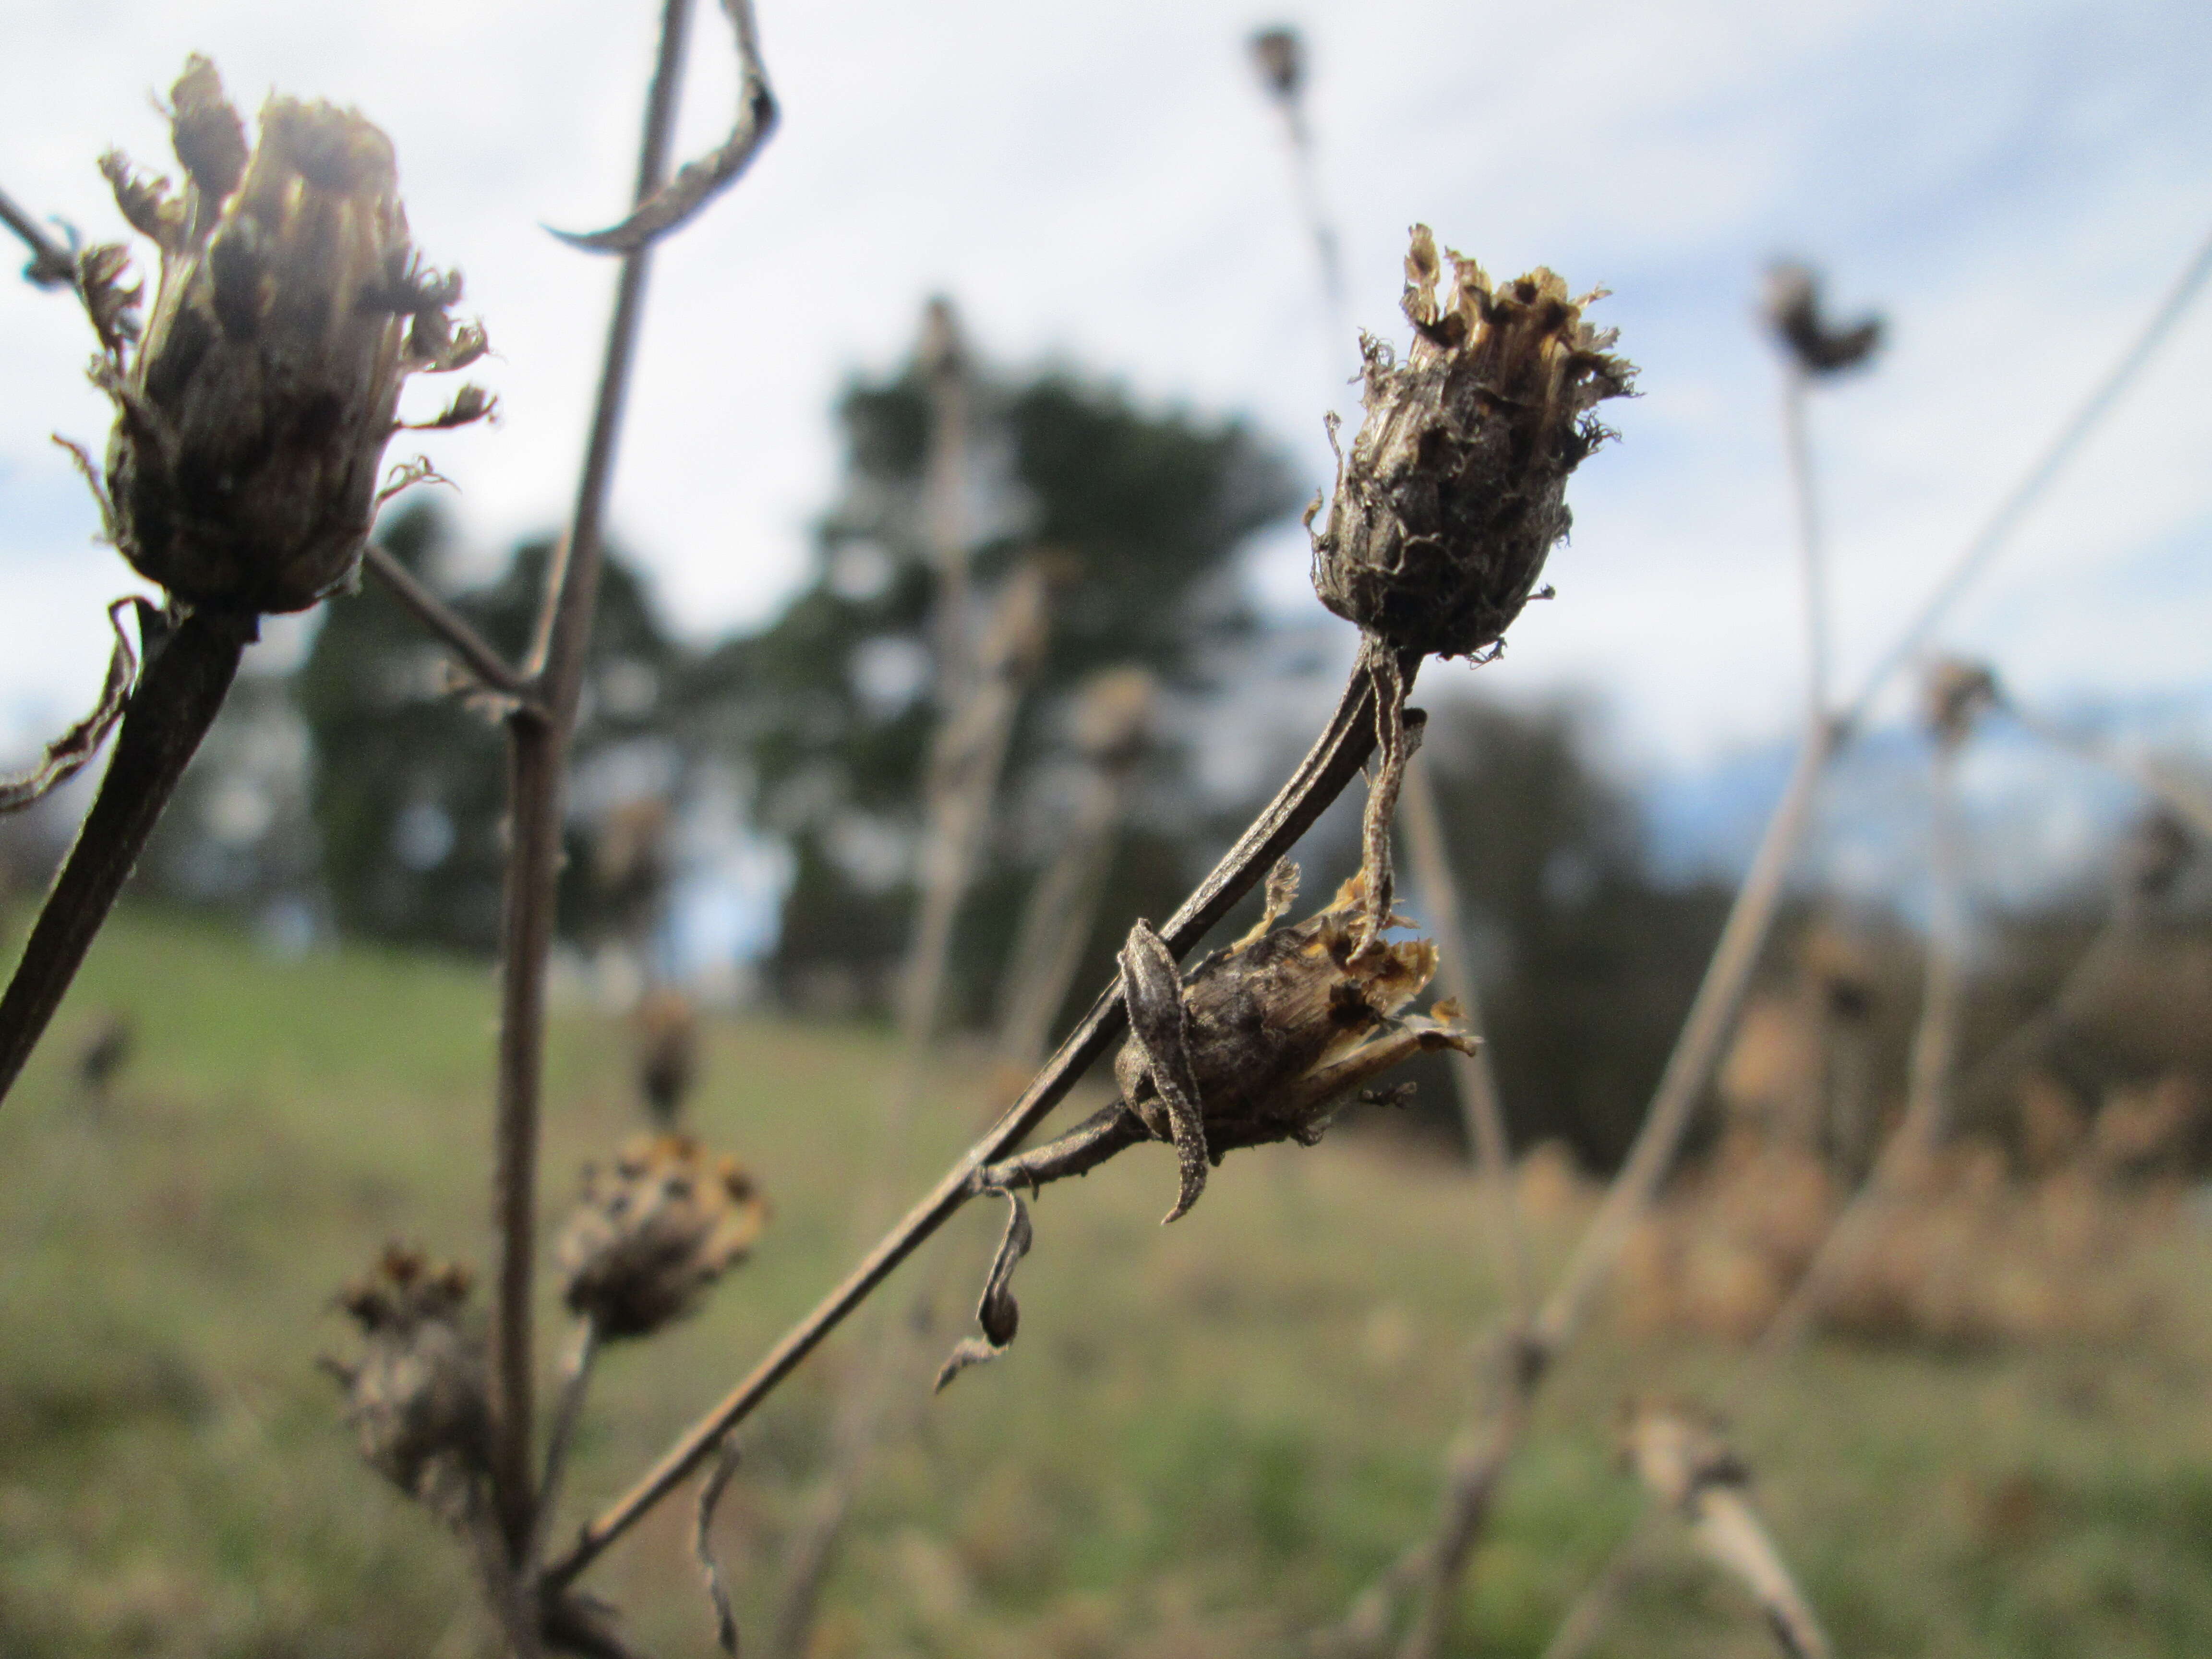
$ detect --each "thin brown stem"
[1380,716,1833,1659]
[528,1320,601,1578]
[0,180,74,288]
[0,609,249,1103]
[547,646,1419,1589]
[2009,701,2212,844]
[1843,218,2212,729]
[362,542,532,700]
[1779,365,1830,722]
[488,0,695,1579]
[769,562,1047,1655]
[1620,1406,1830,1659]
[1899,736,1966,1149]
[1398,750,1531,1319]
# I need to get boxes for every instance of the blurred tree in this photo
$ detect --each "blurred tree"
[698,352,1298,1015]
[1401,697,1735,1167]
[294,502,682,954]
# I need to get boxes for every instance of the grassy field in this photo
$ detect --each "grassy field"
[5,910,2212,1657]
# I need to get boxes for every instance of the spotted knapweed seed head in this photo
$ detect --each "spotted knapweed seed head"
[80,57,490,614]
[1115,865,1475,1219]
[1308,225,1634,663]
[1923,658,1998,749]
[558,1134,768,1341]
[325,1245,492,1525]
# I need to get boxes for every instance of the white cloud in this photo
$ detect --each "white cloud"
[3,0,2208,777]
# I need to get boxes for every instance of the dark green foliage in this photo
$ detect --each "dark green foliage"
[708,357,1298,1015]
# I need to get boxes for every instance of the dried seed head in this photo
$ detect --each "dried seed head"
[81,57,489,614]
[634,986,701,1126]
[1616,1399,1750,1512]
[1763,262,1883,376]
[1114,869,1473,1168]
[1308,225,1634,661]
[1924,658,1998,747]
[324,1244,491,1525]
[1071,665,1155,769]
[1249,26,1304,103]
[558,1134,768,1341]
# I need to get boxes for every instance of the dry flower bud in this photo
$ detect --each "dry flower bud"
[1309,225,1634,662]
[1764,262,1883,376]
[324,1244,491,1525]
[558,1134,768,1341]
[1924,658,1997,747]
[1250,26,1304,103]
[1116,866,1475,1220]
[78,57,489,614]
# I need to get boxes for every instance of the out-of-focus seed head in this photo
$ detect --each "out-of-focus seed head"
[80,57,490,614]
[1072,665,1156,770]
[1249,26,1304,103]
[633,986,701,1126]
[1115,867,1473,1162]
[2125,807,2193,905]
[1924,658,1998,747]
[558,1134,768,1341]
[1309,225,1634,662]
[1617,1398,1751,1512]
[1764,262,1883,377]
[324,1244,491,1525]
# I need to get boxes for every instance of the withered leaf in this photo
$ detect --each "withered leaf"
[1118,918,1210,1222]
[933,1186,1033,1392]
[552,0,777,255]
[693,1436,745,1655]
[0,599,150,815]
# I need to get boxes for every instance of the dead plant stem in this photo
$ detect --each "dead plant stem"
[362,542,532,699]
[0,180,74,287]
[489,0,693,1580]
[0,610,248,1102]
[547,646,1420,1589]
[1397,750,1530,1316]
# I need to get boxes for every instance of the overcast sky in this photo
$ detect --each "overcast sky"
[3,0,2208,776]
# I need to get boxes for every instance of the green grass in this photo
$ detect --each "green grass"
[5,909,2212,1656]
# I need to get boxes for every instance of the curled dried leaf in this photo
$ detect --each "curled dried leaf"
[1113,867,1476,1219]
[934,1186,1034,1391]
[693,1437,745,1655]
[0,599,151,815]
[1118,919,1210,1223]
[553,0,778,255]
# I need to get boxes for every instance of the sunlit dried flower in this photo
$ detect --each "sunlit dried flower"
[1764,262,1882,376]
[324,1244,491,1525]
[1116,863,1475,1220]
[75,56,489,614]
[1308,225,1634,663]
[558,1134,768,1340]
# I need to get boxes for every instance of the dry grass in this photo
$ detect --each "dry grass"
[8,910,2212,1656]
